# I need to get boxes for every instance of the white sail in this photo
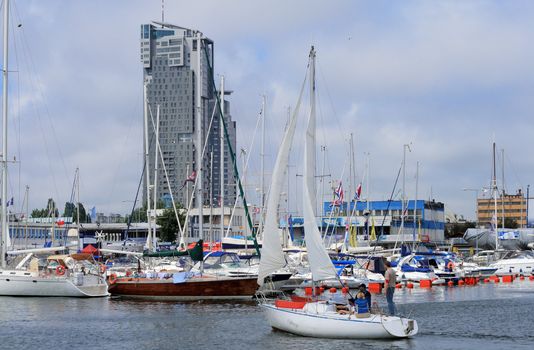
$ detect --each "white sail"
[257,75,308,286]
[302,47,337,282]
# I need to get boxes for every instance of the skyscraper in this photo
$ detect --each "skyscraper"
[140,22,236,210]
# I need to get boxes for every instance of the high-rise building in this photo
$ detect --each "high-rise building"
[140,22,236,209]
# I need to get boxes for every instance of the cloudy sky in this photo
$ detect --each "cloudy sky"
[3,0,534,221]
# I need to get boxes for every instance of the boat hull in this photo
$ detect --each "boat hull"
[261,303,417,339]
[0,274,108,297]
[108,276,258,300]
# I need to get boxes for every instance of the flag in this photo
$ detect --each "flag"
[332,181,344,206]
[90,206,97,222]
[370,216,377,241]
[180,170,196,190]
[253,206,260,214]
[6,197,13,207]
[354,183,362,200]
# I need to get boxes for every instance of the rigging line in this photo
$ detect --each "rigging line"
[225,110,262,238]
[13,2,69,202]
[8,10,22,208]
[146,102,184,236]
[125,163,145,240]
[10,9,62,205]
[180,93,218,239]
[106,88,141,206]
[316,59,346,142]
[227,108,262,239]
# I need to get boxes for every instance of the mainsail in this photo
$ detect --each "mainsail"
[302,47,338,282]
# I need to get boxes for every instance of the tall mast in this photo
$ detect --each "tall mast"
[143,81,152,251]
[309,46,317,214]
[492,142,498,249]
[210,150,213,245]
[196,34,204,251]
[220,76,225,242]
[76,167,80,225]
[1,0,10,268]
[413,161,419,248]
[152,105,160,251]
[260,94,266,212]
[501,148,505,229]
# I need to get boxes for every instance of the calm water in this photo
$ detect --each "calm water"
[1,280,534,350]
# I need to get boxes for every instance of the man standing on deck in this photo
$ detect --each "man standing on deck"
[384,260,397,315]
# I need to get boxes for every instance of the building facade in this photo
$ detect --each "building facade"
[477,189,527,228]
[140,22,236,209]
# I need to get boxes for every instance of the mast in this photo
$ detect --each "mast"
[219,76,225,243]
[413,161,419,248]
[143,81,152,251]
[210,150,213,246]
[492,142,498,250]
[399,144,410,245]
[260,94,266,213]
[309,47,317,215]
[76,168,80,226]
[501,148,505,229]
[152,105,160,251]
[195,34,204,256]
[1,0,9,268]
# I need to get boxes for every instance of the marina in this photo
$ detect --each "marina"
[2,0,534,348]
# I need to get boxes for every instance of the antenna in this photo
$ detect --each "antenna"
[161,0,165,23]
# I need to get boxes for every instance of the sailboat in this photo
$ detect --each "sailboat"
[107,35,258,300]
[0,0,108,297]
[258,47,418,339]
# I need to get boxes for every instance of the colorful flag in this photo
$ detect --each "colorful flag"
[332,181,344,206]
[180,170,196,190]
[6,197,13,207]
[354,183,362,200]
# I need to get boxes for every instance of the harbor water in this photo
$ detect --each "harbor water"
[1,280,533,350]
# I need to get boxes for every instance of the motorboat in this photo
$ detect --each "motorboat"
[489,250,534,276]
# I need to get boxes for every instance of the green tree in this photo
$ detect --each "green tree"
[445,221,476,238]
[156,207,186,243]
[63,202,75,218]
[498,217,518,229]
[31,198,59,218]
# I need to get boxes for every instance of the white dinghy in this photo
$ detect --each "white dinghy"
[257,47,418,339]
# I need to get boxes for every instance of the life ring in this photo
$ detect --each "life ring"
[108,273,118,284]
[447,261,455,270]
[99,264,107,274]
[56,265,66,276]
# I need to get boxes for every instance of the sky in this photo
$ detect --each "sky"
[2,0,534,221]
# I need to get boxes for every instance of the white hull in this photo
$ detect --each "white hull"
[261,303,417,339]
[490,259,534,276]
[0,271,108,297]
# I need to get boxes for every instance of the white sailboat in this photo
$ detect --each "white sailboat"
[258,47,418,339]
[0,0,108,297]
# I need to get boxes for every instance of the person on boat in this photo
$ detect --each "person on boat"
[358,284,372,310]
[355,291,370,318]
[384,260,397,315]
[338,298,355,315]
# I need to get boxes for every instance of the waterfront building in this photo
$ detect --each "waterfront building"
[140,22,236,209]
[477,189,527,228]
[283,199,445,246]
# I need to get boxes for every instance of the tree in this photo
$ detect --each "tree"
[498,217,518,229]
[445,221,476,238]
[31,198,59,218]
[156,207,186,243]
